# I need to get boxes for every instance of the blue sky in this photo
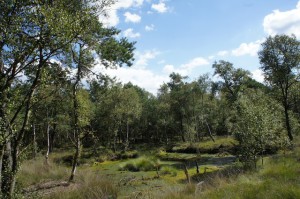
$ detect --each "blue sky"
[94,0,300,95]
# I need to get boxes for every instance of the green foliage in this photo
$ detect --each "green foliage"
[213,60,251,103]
[234,90,288,168]
[259,34,300,141]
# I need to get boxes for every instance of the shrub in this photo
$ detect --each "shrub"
[234,90,288,169]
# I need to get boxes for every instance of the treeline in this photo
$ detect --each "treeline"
[28,57,300,153]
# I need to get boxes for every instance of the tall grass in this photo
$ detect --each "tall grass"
[18,154,117,199]
[18,156,69,188]
[45,171,118,199]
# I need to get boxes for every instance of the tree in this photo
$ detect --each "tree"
[213,60,251,103]
[234,90,286,169]
[258,34,300,141]
[65,26,134,182]
[0,1,90,196]
[167,73,189,142]
[0,0,134,196]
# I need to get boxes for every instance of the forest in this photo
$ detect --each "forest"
[0,1,300,198]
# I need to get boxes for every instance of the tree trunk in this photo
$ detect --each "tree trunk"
[69,131,80,182]
[1,141,13,198]
[49,125,57,153]
[69,44,82,182]
[205,120,215,142]
[0,145,4,192]
[195,161,200,174]
[124,120,129,151]
[33,124,37,159]
[180,117,185,142]
[183,163,190,184]
[284,105,293,141]
[45,123,50,165]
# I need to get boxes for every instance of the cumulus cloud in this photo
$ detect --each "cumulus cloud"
[123,28,141,38]
[135,50,160,67]
[208,55,215,60]
[151,1,169,13]
[145,24,155,31]
[231,40,263,57]
[217,50,229,57]
[103,66,168,95]
[251,69,264,83]
[90,55,209,95]
[91,50,167,95]
[263,1,300,38]
[124,12,141,23]
[99,0,144,26]
[181,57,209,70]
[163,64,175,74]
[163,57,210,76]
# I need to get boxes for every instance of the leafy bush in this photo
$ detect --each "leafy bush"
[233,90,289,169]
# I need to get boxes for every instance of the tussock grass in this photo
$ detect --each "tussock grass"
[119,156,160,172]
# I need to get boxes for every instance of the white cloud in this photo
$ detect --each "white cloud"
[135,50,160,67]
[99,0,145,26]
[231,40,263,57]
[163,57,210,76]
[106,67,168,95]
[123,28,141,38]
[145,24,155,31]
[90,48,166,95]
[182,57,209,70]
[163,64,175,74]
[91,55,209,95]
[251,69,264,83]
[151,2,168,13]
[263,1,300,38]
[124,12,141,23]
[217,50,229,57]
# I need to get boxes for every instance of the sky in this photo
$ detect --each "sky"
[93,0,300,95]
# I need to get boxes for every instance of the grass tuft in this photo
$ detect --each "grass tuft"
[119,156,161,172]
